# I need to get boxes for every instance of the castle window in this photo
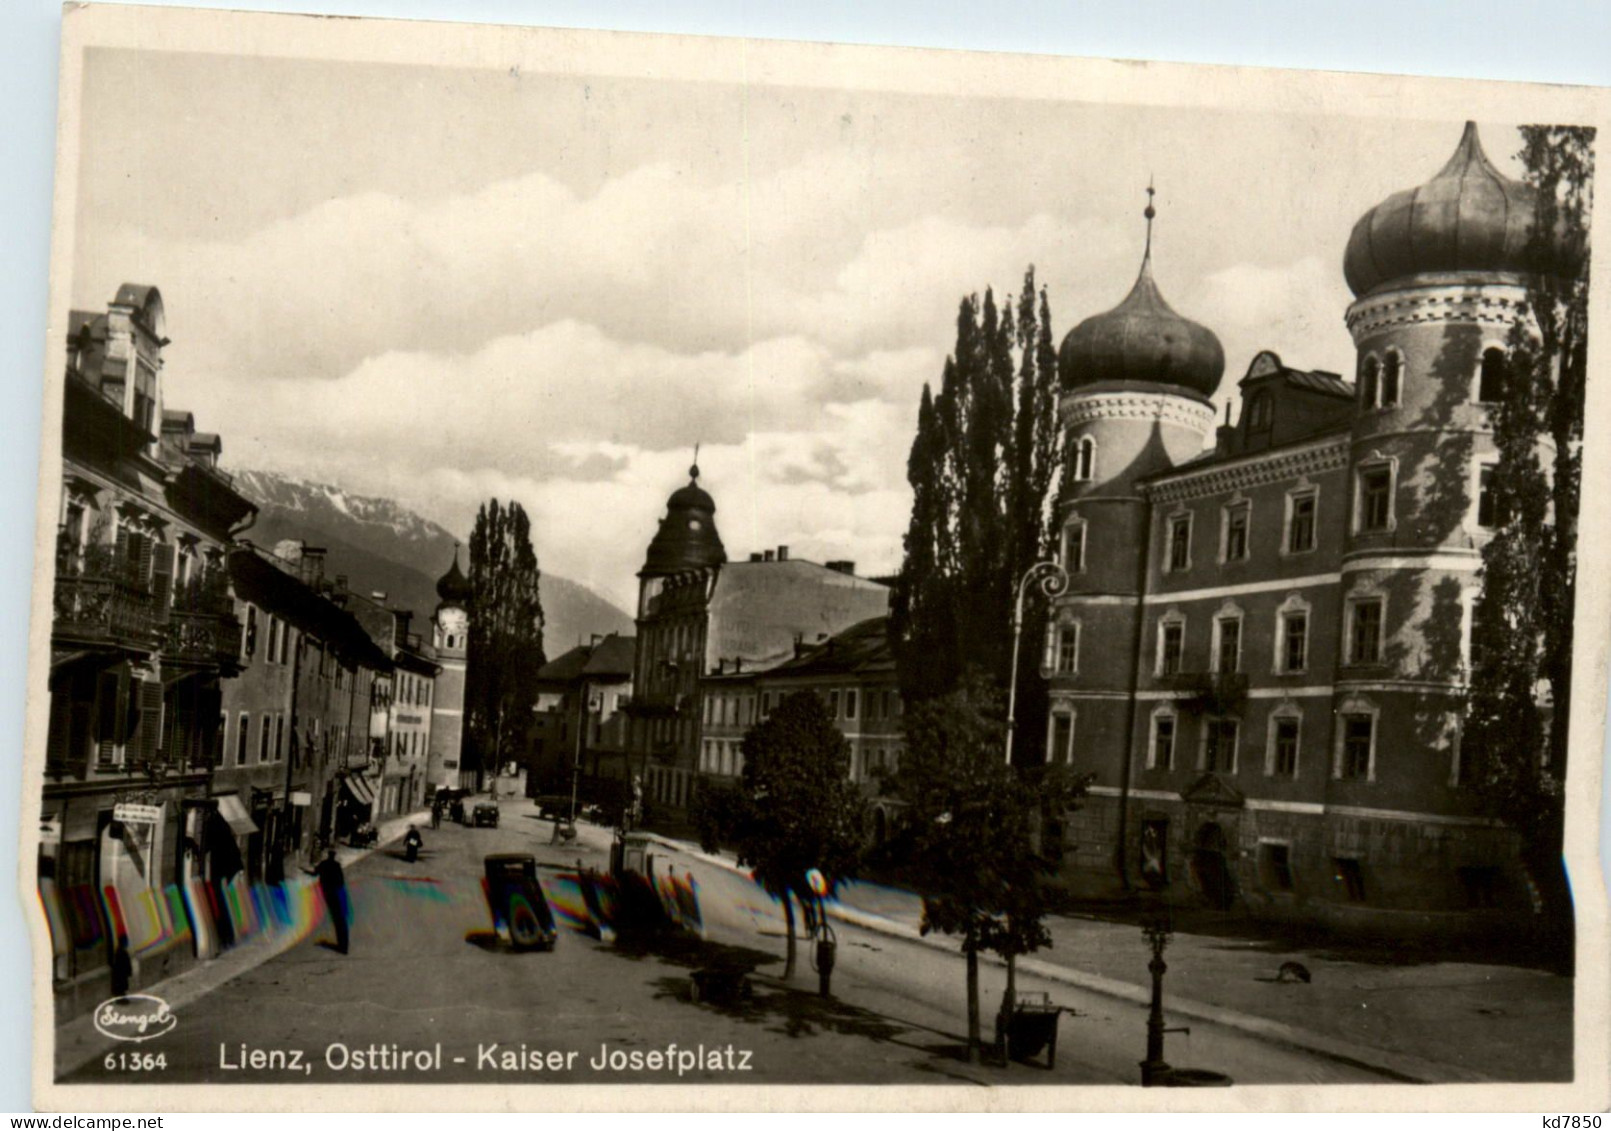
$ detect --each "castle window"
[1074,436,1096,482]
[1259,843,1294,892]
[1477,465,1508,529]
[1201,717,1239,774]
[1167,513,1192,572]
[1285,489,1317,554]
[1357,465,1394,532]
[1062,521,1086,572]
[1213,615,1241,674]
[1158,620,1185,676]
[1280,611,1309,673]
[1381,351,1402,407]
[1149,712,1176,771]
[1478,347,1508,403]
[1347,598,1384,665]
[1222,503,1250,562]
[1050,710,1075,764]
[1269,713,1300,777]
[1055,622,1079,675]
[1337,713,1376,781]
[1359,355,1380,408]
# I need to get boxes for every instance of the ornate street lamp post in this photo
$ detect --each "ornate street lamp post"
[1005,559,1070,766]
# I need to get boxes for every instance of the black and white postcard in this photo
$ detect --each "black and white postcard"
[23,3,1611,1112]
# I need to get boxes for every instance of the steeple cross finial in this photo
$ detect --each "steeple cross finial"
[690,442,701,482]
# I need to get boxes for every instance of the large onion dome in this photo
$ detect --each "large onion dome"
[1059,191,1225,400]
[1343,121,1571,298]
[435,546,472,605]
[642,462,727,577]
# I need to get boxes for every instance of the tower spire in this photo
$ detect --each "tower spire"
[690,442,701,482]
[1143,178,1157,264]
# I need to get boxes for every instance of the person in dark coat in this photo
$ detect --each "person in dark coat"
[109,933,133,999]
[306,848,349,954]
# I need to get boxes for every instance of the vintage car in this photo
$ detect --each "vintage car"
[472,801,500,828]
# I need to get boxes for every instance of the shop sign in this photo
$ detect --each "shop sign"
[112,803,163,825]
[39,817,61,846]
[290,791,312,807]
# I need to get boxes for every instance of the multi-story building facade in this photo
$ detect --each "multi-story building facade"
[626,463,891,822]
[1050,123,1569,938]
[527,633,635,814]
[41,285,256,1011]
[700,615,907,842]
[344,592,438,819]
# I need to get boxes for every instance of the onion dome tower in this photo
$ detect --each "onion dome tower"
[640,459,727,579]
[428,545,471,790]
[1333,121,1568,816]
[435,546,473,608]
[1044,187,1223,775]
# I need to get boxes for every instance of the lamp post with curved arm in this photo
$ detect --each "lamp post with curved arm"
[1005,559,1070,766]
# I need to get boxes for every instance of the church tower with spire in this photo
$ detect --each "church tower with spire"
[428,546,473,790]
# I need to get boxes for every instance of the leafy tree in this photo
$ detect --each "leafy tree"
[889,267,1064,760]
[465,499,545,790]
[694,691,866,979]
[1465,126,1592,968]
[885,672,1091,1061]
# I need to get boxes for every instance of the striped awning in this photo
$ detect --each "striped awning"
[342,775,376,807]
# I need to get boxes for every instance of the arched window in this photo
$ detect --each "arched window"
[1381,351,1402,407]
[1478,347,1508,403]
[1074,436,1096,481]
[1359,355,1380,408]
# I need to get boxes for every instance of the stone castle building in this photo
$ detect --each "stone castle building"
[1048,122,1570,937]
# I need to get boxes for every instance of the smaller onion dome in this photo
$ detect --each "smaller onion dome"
[1059,187,1225,400]
[435,546,472,605]
[642,462,727,577]
[1343,121,1574,298]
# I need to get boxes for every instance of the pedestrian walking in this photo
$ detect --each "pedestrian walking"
[430,802,441,830]
[305,847,350,954]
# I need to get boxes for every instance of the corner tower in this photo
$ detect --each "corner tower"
[1332,121,1571,822]
[428,546,472,790]
[1046,190,1223,777]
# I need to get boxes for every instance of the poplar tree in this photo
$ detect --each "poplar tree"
[465,499,546,789]
[889,267,1066,760]
[1464,126,1592,968]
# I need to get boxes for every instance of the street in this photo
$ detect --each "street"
[60,796,1393,1087]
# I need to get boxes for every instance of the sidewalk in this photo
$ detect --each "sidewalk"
[627,826,1570,1083]
[53,808,431,1077]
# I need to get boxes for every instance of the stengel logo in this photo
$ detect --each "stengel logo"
[92,995,177,1043]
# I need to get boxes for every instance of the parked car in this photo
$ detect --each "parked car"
[472,801,500,828]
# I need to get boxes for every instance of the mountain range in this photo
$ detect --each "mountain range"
[228,469,635,655]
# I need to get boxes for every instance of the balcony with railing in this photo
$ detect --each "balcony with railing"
[164,572,243,671]
[1157,670,1250,715]
[52,544,160,655]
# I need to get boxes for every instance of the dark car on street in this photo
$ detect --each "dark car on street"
[472,801,500,828]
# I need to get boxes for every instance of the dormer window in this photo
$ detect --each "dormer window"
[1246,390,1272,430]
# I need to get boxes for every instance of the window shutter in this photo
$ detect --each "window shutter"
[97,668,126,765]
[135,532,154,585]
[150,543,174,624]
[136,679,164,765]
[45,687,71,772]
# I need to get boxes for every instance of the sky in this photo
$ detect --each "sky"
[67,45,1538,612]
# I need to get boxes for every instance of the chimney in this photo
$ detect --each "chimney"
[826,560,856,575]
[734,657,743,673]
[777,545,789,561]
[335,574,348,592]
[763,550,775,562]
[749,552,764,562]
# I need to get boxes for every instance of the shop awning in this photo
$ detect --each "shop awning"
[214,793,258,837]
[342,775,376,807]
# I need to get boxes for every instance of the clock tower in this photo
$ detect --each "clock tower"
[428,546,472,790]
